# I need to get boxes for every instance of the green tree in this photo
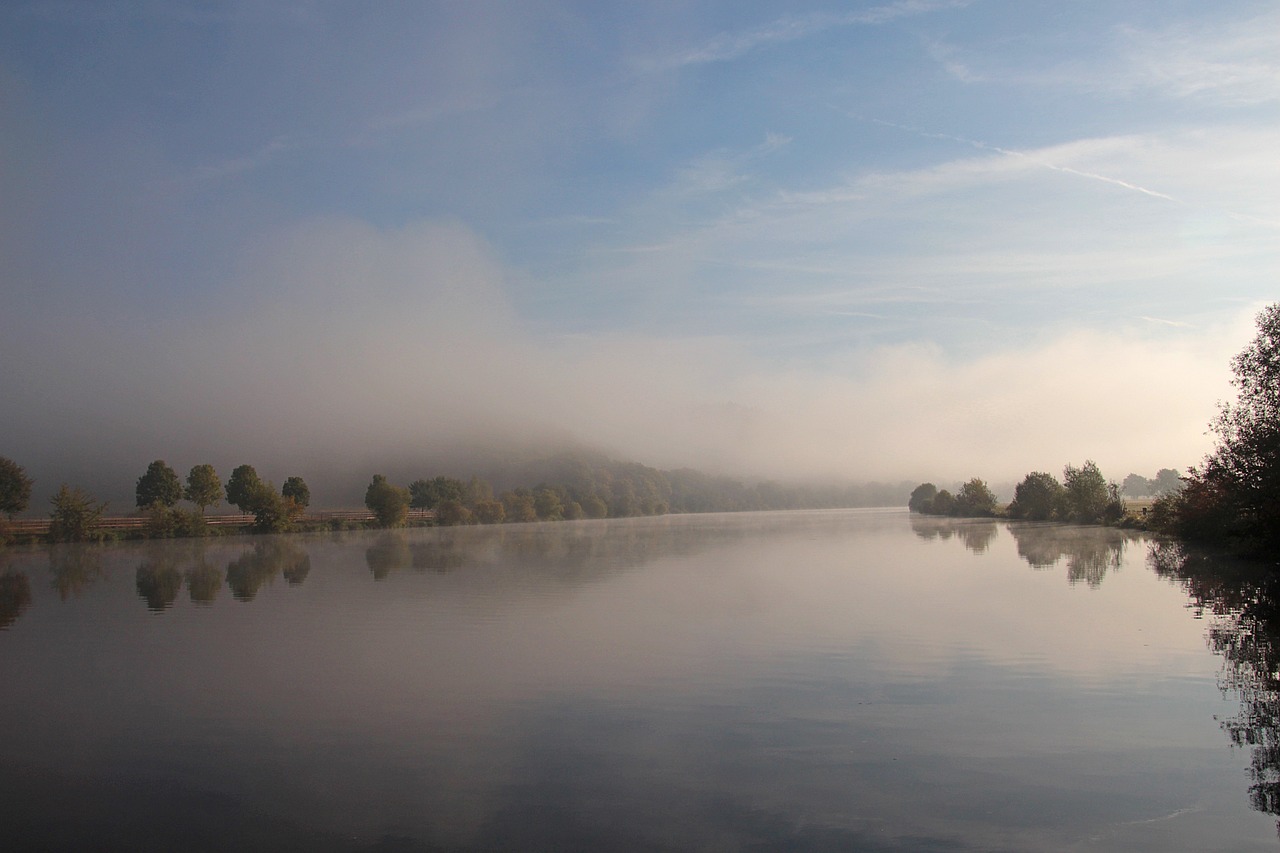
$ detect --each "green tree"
[500,490,537,523]
[48,484,107,543]
[435,499,473,526]
[409,476,465,510]
[581,494,609,519]
[365,475,410,527]
[1009,472,1065,521]
[1062,460,1123,524]
[136,459,182,509]
[1121,473,1153,498]
[534,488,565,521]
[929,489,956,516]
[281,476,310,509]
[908,483,938,513]
[472,499,506,524]
[225,464,264,512]
[1176,303,1280,549]
[954,478,998,517]
[185,464,223,513]
[247,481,292,533]
[1152,468,1182,495]
[0,456,33,518]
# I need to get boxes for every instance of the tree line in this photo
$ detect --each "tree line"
[908,461,1127,525]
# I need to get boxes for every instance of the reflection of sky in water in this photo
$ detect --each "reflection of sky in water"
[0,512,1276,850]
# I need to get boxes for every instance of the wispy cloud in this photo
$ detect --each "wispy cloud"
[637,0,970,72]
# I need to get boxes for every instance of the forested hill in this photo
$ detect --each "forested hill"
[484,450,914,514]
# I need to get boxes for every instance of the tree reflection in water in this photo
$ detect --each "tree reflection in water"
[908,516,999,554]
[1150,540,1280,828]
[1006,523,1133,587]
[365,533,412,580]
[48,546,105,600]
[0,572,32,629]
[225,540,310,601]
[185,560,222,604]
[135,556,183,612]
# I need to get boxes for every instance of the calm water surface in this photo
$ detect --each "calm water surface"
[1,509,1278,851]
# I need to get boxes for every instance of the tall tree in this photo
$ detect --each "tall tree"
[365,475,410,527]
[225,465,264,513]
[48,485,107,543]
[1009,472,1065,521]
[281,476,310,509]
[0,456,33,518]
[136,460,183,509]
[185,464,223,513]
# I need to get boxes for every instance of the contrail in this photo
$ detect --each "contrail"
[862,116,1179,202]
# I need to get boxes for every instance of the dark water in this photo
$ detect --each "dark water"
[1,509,1278,851]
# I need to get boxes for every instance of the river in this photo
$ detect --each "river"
[1,509,1276,851]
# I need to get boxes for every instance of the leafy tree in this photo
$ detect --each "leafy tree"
[954,478,997,517]
[185,464,223,513]
[365,475,410,527]
[409,476,465,510]
[500,490,537,523]
[435,499,473,526]
[463,476,493,506]
[247,481,293,533]
[1121,473,1153,498]
[1152,468,1182,495]
[1009,472,1065,521]
[226,465,264,513]
[0,456,33,518]
[1062,460,1123,524]
[534,488,564,521]
[472,499,506,524]
[136,459,182,509]
[1170,303,1280,549]
[48,484,107,542]
[930,489,956,516]
[281,476,310,509]
[908,483,938,513]
[581,494,609,519]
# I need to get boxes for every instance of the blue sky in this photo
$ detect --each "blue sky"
[2,0,1277,502]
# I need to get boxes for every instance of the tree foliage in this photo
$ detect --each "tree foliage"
[954,478,997,517]
[185,464,223,513]
[1062,460,1123,524]
[226,465,264,513]
[48,484,107,543]
[1159,303,1280,550]
[1008,472,1065,521]
[136,459,182,509]
[0,456,33,519]
[907,483,937,513]
[365,475,410,528]
[281,476,310,509]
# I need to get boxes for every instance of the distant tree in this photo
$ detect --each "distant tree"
[185,464,223,513]
[472,499,506,524]
[563,501,584,520]
[908,483,938,513]
[581,494,609,519]
[1121,473,1153,498]
[1152,468,1182,495]
[1009,472,1065,521]
[954,478,998,517]
[435,499,472,526]
[500,490,537,523]
[534,488,564,521]
[225,465,264,513]
[281,476,311,509]
[463,476,493,506]
[48,484,107,543]
[365,475,410,527]
[135,460,182,509]
[930,489,956,516]
[0,456,33,519]
[1062,460,1123,524]
[247,481,292,533]
[409,476,465,510]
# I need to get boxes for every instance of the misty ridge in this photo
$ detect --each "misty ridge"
[1,219,1242,514]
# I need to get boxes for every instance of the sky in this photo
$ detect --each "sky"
[1,0,1277,507]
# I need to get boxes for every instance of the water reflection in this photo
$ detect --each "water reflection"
[185,560,222,604]
[0,571,32,629]
[226,540,311,601]
[48,545,106,600]
[136,557,183,612]
[366,533,412,580]
[1149,540,1280,827]
[908,516,999,553]
[1006,524,1137,587]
